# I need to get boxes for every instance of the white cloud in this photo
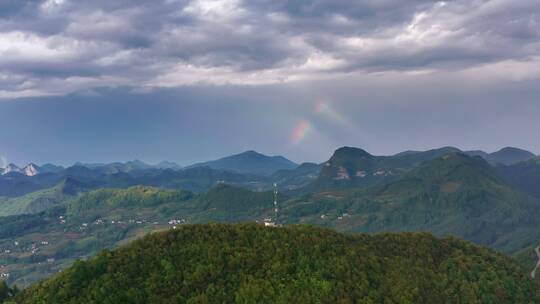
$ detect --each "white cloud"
[0,31,71,60]
[40,0,67,12]
[182,0,244,20]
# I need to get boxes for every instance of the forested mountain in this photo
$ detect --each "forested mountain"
[0,178,81,217]
[465,147,536,166]
[2,153,540,288]
[0,165,264,198]
[0,184,284,287]
[284,153,540,254]
[3,146,536,198]
[311,146,464,191]
[270,162,321,191]
[12,224,539,303]
[497,156,540,199]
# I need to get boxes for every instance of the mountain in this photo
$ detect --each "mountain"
[2,163,22,175]
[39,163,64,173]
[14,224,539,303]
[188,150,298,176]
[312,147,387,190]
[194,184,278,221]
[271,162,321,191]
[464,150,490,159]
[2,147,540,288]
[0,172,60,197]
[287,153,540,254]
[66,186,193,217]
[125,159,152,170]
[311,146,462,191]
[23,163,40,176]
[72,161,142,174]
[154,161,182,170]
[0,161,539,288]
[73,160,182,171]
[489,147,536,165]
[0,177,87,217]
[2,163,42,177]
[0,163,267,198]
[124,166,266,193]
[91,162,144,174]
[466,147,536,165]
[390,146,462,166]
[496,156,540,199]
[0,183,278,287]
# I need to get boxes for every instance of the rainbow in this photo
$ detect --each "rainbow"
[314,100,349,126]
[290,120,312,144]
[315,101,330,114]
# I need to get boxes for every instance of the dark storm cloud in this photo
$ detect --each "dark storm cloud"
[0,0,539,98]
[1,79,540,167]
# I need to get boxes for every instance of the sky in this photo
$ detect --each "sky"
[0,0,539,166]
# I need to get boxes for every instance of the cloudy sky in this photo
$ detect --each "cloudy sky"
[0,0,539,166]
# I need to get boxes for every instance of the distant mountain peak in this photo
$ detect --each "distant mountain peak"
[236,150,283,159]
[466,147,536,166]
[23,163,40,176]
[2,163,22,175]
[493,147,535,160]
[155,161,182,170]
[188,150,298,176]
[332,146,374,158]
[0,163,43,176]
[5,163,20,169]
[498,146,532,153]
[411,152,496,183]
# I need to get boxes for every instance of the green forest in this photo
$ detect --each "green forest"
[10,224,540,303]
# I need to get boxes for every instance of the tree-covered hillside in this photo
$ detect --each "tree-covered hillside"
[12,224,540,303]
[0,184,283,287]
[497,156,540,199]
[284,153,540,255]
[311,146,463,192]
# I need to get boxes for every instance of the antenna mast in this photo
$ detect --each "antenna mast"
[273,183,278,224]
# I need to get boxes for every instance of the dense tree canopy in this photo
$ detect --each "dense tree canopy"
[11,224,540,303]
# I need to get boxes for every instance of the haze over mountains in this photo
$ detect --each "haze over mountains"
[187,150,298,176]
[1,146,535,177]
[0,146,537,213]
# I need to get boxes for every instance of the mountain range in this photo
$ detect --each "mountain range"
[289,153,540,253]
[0,163,41,177]
[2,146,535,179]
[1,146,540,290]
